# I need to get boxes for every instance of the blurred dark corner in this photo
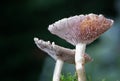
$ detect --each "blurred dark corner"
[0,0,119,81]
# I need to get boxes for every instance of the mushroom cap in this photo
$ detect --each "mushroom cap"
[48,13,114,45]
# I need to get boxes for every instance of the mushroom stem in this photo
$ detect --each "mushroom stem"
[53,59,64,81]
[75,43,86,81]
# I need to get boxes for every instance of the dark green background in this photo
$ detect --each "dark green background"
[0,0,120,81]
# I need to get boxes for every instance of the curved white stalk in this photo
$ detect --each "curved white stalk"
[53,59,64,81]
[75,43,86,81]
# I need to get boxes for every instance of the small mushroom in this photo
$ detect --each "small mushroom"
[34,38,92,64]
[34,38,92,81]
[48,13,113,81]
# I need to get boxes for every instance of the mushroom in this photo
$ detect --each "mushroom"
[34,38,92,64]
[34,38,92,81]
[48,13,114,81]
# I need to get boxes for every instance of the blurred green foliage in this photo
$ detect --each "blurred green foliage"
[61,73,77,81]
[0,0,120,81]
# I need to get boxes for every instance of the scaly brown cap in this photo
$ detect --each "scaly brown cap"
[48,13,114,45]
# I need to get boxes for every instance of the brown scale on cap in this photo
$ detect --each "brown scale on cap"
[77,14,113,43]
[48,13,114,45]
